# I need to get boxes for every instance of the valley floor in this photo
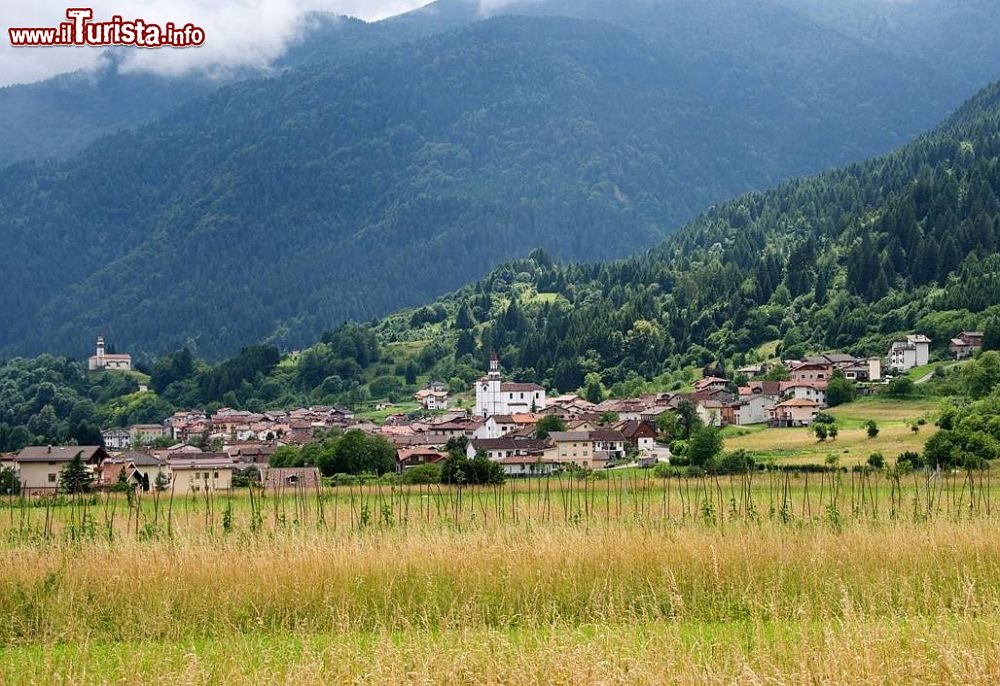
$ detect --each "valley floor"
[2,481,1000,684]
[4,617,999,685]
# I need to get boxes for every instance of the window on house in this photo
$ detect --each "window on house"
[48,473,57,483]
[213,472,219,479]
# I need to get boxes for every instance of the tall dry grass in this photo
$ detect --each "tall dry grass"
[3,478,1000,684]
[2,520,999,642]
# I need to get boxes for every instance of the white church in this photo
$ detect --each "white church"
[474,354,547,418]
[88,335,133,372]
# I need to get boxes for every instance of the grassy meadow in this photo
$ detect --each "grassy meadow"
[725,397,940,466]
[2,463,1000,684]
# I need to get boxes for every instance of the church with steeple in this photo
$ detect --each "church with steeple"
[88,335,132,371]
[474,353,546,418]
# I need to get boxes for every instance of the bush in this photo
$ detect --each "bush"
[886,376,916,397]
[826,373,856,407]
[865,420,880,438]
[687,426,722,467]
[710,449,755,474]
[441,454,505,485]
[867,452,885,470]
[0,466,21,495]
[399,464,442,485]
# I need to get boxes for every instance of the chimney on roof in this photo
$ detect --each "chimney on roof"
[47,445,52,453]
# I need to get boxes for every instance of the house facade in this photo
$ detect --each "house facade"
[781,381,828,408]
[617,420,657,453]
[414,389,450,411]
[101,427,131,451]
[950,332,983,360]
[789,362,833,384]
[165,454,235,493]
[129,424,168,445]
[13,445,109,494]
[498,455,561,477]
[889,335,931,371]
[395,447,448,471]
[467,438,550,461]
[768,399,820,428]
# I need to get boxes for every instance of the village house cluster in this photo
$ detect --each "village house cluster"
[2,330,977,494]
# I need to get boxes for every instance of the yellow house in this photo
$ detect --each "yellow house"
[544,431,595,469]
[166,453,235,493]
[14,445,109,494]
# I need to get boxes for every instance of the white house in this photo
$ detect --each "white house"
[735,395,772,426]
[695,400,725,427]
[414,389,449,411]
[843,357,882,382]
[474,354,546,418]
[780,382,828,408]
[736,382,782,425]
[498,455,561,477]
[101,428,131,451]
[467,438,551,461]
[889,335,931,372]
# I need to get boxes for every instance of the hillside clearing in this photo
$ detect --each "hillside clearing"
[724,397,939,466]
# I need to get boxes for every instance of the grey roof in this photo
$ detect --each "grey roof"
[166,452,235,469]
[16,446,106,463]
[548,431,591,442]
[501,382,545,392]
[471,438,551,452]
[124,451,164,467]
[823,353,858,364]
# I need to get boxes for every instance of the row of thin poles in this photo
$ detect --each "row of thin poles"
[1,468,993,542]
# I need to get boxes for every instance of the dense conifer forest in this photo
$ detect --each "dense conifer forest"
[2,81,999,451]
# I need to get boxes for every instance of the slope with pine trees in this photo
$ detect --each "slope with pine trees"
[368,80,1000,393]
[0,4,989,360]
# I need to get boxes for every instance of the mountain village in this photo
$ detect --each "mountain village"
[0,330,983,495]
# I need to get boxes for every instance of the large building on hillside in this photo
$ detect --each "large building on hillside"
[88,335,132,372]
[888,334,931,372]
[474,354,546,418]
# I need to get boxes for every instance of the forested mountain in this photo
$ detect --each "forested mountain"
[0,8,475,166]
[2,81,999,446]
[2,1,995,360]
[774,0,1000,95]
[366,80,1000,392]
[0,59,217,166]
[4,0,998,168]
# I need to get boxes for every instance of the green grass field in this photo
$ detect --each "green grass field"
[2,394,994,684]
[2,482,999,685]
[724,397,940,466]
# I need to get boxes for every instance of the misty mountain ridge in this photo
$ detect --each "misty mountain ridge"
[0,1,997,361]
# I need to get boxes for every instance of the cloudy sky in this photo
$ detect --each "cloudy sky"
[0,0,444,87]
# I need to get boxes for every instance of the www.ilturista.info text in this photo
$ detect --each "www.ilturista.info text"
[8,8,205,48]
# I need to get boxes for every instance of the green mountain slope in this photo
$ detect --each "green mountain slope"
[2,82,999,438]
[0,6,992,360]
[0,10,466,167]
[366,81,1000,392]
